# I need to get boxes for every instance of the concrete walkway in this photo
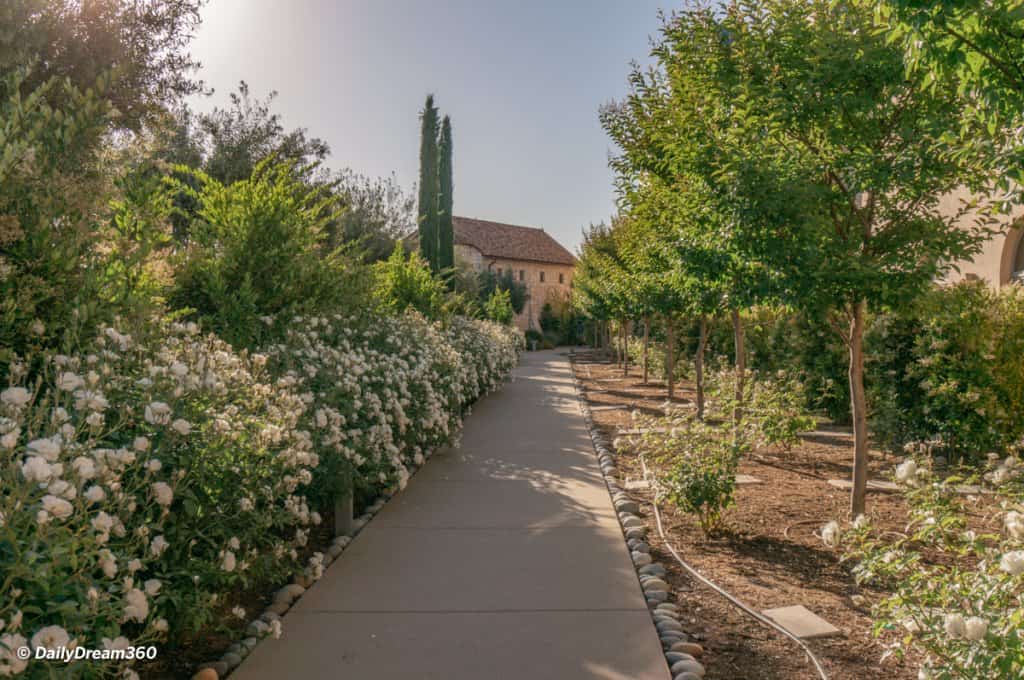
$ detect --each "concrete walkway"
[234,350,669,680]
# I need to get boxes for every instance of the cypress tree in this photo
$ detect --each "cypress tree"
[438,115,455,272]
[417,94,440,271]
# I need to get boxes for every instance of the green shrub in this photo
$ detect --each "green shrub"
[868,282,1024,461]
[169,159,366,349]
[524,328,543,349]
[483,287,514,325]
[703,363,816,451]
[372,243,448,319]
[628,405,748,534]
[0,68,122,380]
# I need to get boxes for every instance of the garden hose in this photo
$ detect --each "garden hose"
[638,454,831,680]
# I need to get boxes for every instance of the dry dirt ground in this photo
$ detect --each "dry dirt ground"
[572,348,926,680]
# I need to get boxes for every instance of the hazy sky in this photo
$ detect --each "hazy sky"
[187,0,670,253]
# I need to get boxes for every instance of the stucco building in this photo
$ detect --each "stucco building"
[941,188,1024,288]
[452,216,576,331]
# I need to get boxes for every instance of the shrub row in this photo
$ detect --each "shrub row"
[0,312,522,679]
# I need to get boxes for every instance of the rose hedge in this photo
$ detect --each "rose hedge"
[0,313,522,678]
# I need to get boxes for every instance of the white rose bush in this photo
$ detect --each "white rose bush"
[826,447,1024,679]
[0,313,522,678]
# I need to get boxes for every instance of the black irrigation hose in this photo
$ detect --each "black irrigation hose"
[639,455,831,680]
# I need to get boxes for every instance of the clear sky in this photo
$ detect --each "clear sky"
[188,0,670,253]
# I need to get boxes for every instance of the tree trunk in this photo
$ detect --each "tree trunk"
[642,316,650,385]
[665,317,675,400]
[695,314,708,420]
[623,320,631,377]
[848,300,869,517]
[731,309,746,426]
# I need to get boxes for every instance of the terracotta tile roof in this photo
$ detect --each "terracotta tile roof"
[453,216,576,266]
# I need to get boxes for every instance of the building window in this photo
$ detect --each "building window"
[539,271,545,283]
[559,272,564,284]
[519,270,525,281]
[497,267,502,276]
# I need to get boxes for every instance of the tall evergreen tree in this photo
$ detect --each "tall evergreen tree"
[438,115,455,272]
[417,94,440,271]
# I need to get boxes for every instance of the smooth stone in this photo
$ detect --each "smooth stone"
[670,660,705,677]
[260,611,281,624]
[644,578,670,591]
[241,637,259,652]
[632,541,651,553]
[660,634,686,646]
[616,500,640,514]
[198,662,228,677]
[221,652,242,669]
[293,574,313,588]
[226,643,245,658]
[626,527,647,540]
[192,670,218,680]
[657,619,684,633]
[671,642,704,657]
[632,551,652,566]
[674,674,703,680]
[327,544,344,559]
[646,590,669,602]
[639,564,666,577]
[282,583,305,598]
[266,600,290,616]
[653,614,679,626]
[665,651,695,664]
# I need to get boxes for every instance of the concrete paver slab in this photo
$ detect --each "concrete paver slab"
[762,605,842,639]
[238,610,668,680]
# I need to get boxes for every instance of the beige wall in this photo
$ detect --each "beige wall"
[940,187,1024,288]
[490,259,574,332]
[454,247,574,332]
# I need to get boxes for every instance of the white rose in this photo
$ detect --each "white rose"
[30,625,69,651]
[71,456,96,480]
[964,616,988,641]
[1000,550,1024,577]
[41,495,72,520]
[27,437,61,462]
[144,402,171,425]
[151,482,173,507]
[0,387,30,408]
[84,485,106,503]
[170,419,191,436]
[0,633,29,674]
[133,436,150,452]
[123,588,149,623]
[56,372,83,391]
[150,535,169,557]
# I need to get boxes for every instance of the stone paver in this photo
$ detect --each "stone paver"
[233,350,670,680]
[762,605,841,639]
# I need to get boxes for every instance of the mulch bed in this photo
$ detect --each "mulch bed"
[573,348,926,680]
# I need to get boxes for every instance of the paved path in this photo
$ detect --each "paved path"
[234,350,669,680]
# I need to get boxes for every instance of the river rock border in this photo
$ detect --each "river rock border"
[570,355,707,680]
[190,450,438,680]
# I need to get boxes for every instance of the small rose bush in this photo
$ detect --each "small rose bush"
[826,444,1024,679]
[0,313,521,678]
[617,401,754,535]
